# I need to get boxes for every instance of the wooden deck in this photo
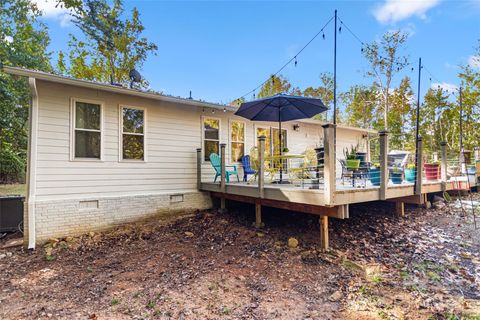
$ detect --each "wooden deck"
[196,125,477,250]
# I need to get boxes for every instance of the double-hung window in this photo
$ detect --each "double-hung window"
[230,121,245,162]
[203,117,220,161]
[73,100,102,159]
[121,106,145,161]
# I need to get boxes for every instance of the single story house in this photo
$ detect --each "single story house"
[3,66,376,248]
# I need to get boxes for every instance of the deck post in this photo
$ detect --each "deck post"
[440,141,447,191]
[415,137,423,195]
[256,136,266,228]
[322,124,336,206]
[379,130,388,200]
[395,202,405,218]
[319,216,329,251]
[196,148,202,190]
[220,143,226,210]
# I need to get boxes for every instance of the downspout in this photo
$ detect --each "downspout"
[27,77,38,249]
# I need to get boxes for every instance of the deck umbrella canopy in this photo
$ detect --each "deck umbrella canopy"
[235,93,328,183]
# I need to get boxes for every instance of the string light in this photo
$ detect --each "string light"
[234,15,334,102]
[294,56,298,67]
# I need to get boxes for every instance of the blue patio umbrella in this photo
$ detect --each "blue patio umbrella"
[235,93,328,183]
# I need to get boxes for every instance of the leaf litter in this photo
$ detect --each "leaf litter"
[0,194,479,319]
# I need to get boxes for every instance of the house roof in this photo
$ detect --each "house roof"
[3,66,377,134]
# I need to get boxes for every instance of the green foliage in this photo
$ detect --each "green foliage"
[58,0,157,87]
[342,85,377,129]
[257,74,292,98]
[343,145,358,160]
[363,30,410,130]
[0,0,52,183]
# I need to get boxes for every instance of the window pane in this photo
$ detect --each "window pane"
[123,134,144,160]
[272,128,287,155]
[204,140,219,161]
[231,121,244,142]
[75,130,100,158]
[123,108,144,133]
[76,102,101,130]
[256,128,271,156]
[204,118,219,140]
[231,142,244,162]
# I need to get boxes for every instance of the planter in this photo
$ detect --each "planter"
[369,167,381,186]
[424,163,440,180]
[404,168,416,182]
[346,159,360,170]
[356,152,367,163]
[390,172,403,184]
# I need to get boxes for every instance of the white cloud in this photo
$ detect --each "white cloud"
[373,0,441,24]
[468,55,480,69]
[32,0,72,27]
[432,82,458,92]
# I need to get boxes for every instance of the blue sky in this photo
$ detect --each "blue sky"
[35,0,480,105]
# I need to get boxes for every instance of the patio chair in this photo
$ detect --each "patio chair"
[339,159,353,184]
[209,153,239,183]
[241,155,256,182]
[387,151,410,174]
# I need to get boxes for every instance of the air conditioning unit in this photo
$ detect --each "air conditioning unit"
[0,196,24,232]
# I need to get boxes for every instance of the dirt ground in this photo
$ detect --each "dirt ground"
[1,195,480,320]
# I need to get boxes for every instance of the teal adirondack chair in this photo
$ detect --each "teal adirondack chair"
[209,153,239,183]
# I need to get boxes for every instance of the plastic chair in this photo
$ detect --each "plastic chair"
[241,155,256,182]
[209,153,239,183]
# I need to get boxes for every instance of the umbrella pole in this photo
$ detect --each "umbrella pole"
[279,120,283,182]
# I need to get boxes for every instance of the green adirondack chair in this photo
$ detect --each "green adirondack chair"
[209,153,239,183]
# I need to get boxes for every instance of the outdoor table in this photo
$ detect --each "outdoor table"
[264,154,305,183]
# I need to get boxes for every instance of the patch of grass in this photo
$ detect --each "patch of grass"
[221,306,232,315]
[407,283,427,295]
[377,310,390,320]
[110,298,120,306]
[0,184,26,196]
[399,271,409,280]
[45,255,56,262]
[358,285,368,295]
[371,275,383,285]
[146,300,155,309]
[426,271,441,281]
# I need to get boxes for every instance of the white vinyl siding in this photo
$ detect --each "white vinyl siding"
[34,80,368,201]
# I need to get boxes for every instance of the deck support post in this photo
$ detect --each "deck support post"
[255,136,266,228]
[319,216,329,251]
[220,143,226,210]
[379,130,388,200]
[440,141,447,192]
[196,148,202,190]
[415,137,423,195]
[395,202,405,218]
[322,124,336,206]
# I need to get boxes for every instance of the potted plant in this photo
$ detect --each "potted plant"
[424,160,440,180]
[404,163,416,182]
[390,165,403,184]
[344,145,360,170]
[369,163,381,186]
[282,147,290,154]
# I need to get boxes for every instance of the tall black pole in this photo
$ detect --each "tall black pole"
[414,57,422,193]
[415,57,422,143]
[459,86,463,151]
[333,9,337,125]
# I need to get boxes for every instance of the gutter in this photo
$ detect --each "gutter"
[26,77,38,249]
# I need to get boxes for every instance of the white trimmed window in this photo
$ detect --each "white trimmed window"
[121,106,145,161]
[230,120,245,162]
[73,100,102,159]
[203,117,220,161]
